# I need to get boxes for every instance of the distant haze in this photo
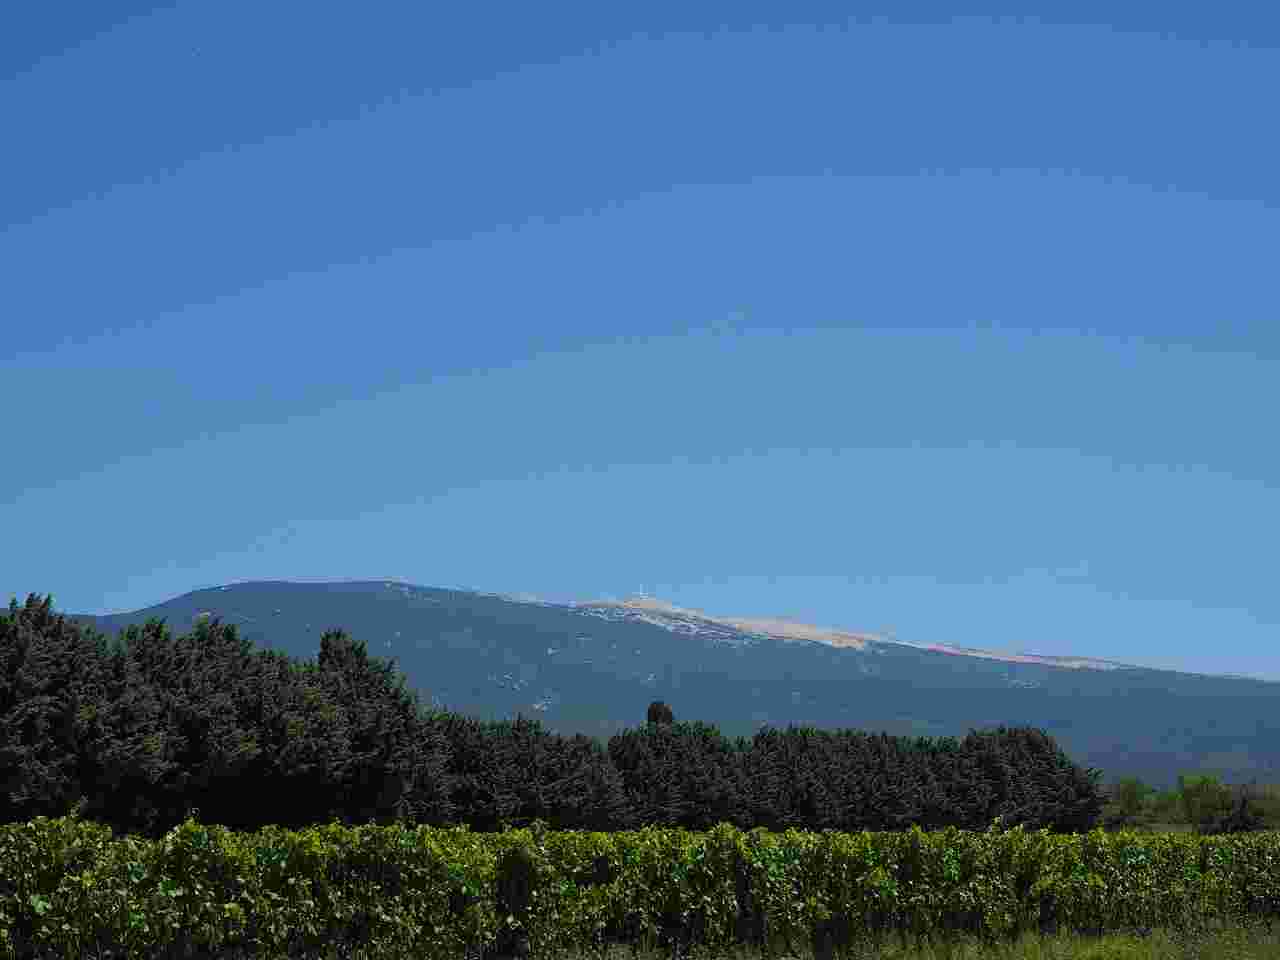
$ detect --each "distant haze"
[3,4,1277,683]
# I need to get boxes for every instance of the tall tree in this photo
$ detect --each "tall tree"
[0,595,150,828]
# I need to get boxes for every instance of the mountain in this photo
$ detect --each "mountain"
[66,580,1280,791]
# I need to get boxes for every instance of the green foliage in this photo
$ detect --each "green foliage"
[492,841,538,957]
[7,589,1280,959]
[2,775,1280,958]
[1099,772,1280,841]
[1113,777,1151,820]
[8,590,1274,851]
[1178,773,1231,829]
[1202,780,1269,836]
[0,593,459,842]
[66,580,1280,799]
[495,841,538,915]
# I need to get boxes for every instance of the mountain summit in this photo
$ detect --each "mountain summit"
[575,594,1134,669]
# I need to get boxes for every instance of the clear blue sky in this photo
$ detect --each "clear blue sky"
[4,2,1277,682]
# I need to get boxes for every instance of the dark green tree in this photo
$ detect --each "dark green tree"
[646,700,674,726]
[1177,773,1232,832]
[1104,776,1152,830]
[1201,779,1267,836]
[310,628,450,828]
[1,594,115,825]
[609,719,748,830]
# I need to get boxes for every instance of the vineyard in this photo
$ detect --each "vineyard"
[4,595,1279,958]
[3,809,1280,960]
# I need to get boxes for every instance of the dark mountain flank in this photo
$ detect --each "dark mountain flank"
[67,579,1280,790]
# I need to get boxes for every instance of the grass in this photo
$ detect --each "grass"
[444,918,1280,960]
[156,917,1280,960]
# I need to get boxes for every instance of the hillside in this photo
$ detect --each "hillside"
[68,579,1280,790]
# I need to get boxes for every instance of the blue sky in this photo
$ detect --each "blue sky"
[4,2,1277,682]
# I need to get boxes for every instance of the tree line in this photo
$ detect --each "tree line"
[2,593,1267,843]
[1100,771,1275,835]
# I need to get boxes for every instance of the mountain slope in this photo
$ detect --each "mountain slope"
[66,579,1280,790]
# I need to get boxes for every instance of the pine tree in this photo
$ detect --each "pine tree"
[646,700,674,725]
